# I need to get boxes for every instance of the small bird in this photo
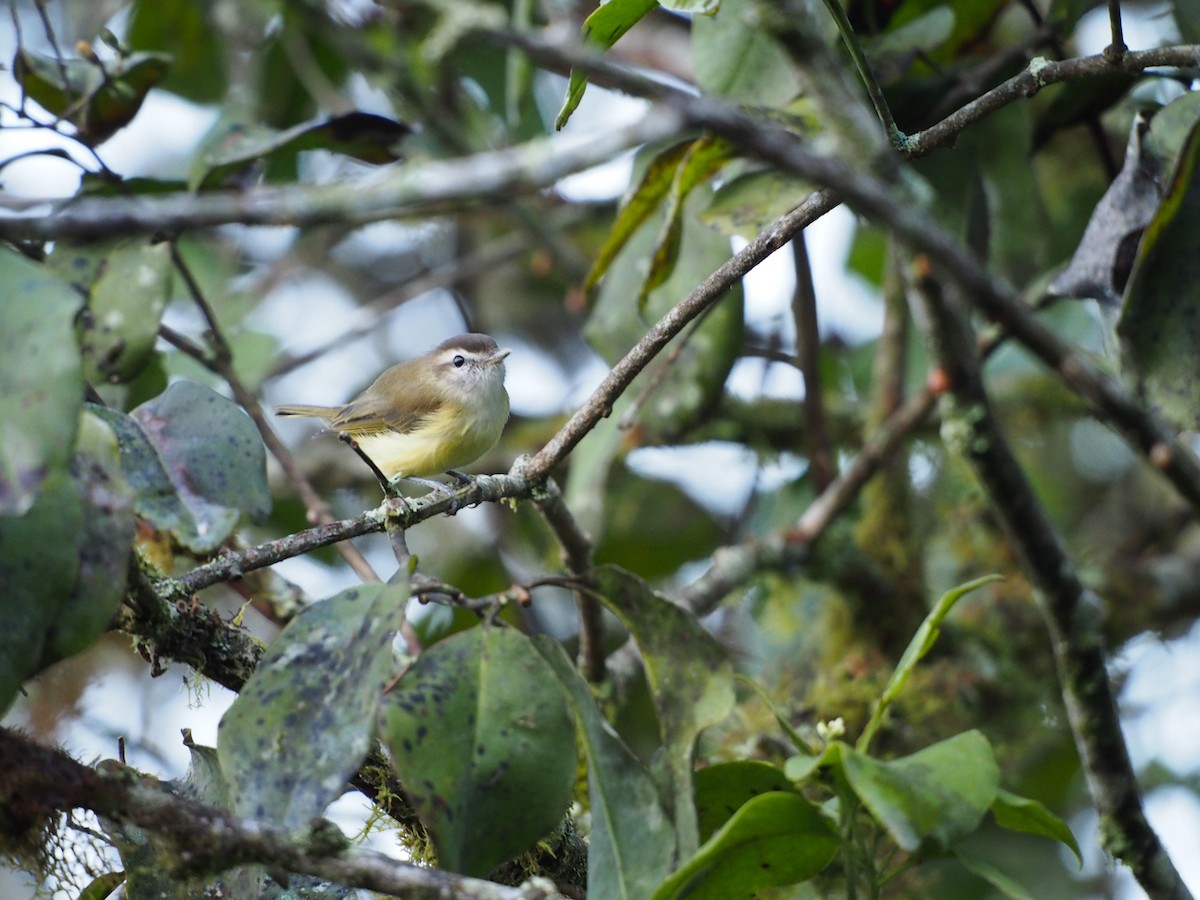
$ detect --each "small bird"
[277,333,510,484]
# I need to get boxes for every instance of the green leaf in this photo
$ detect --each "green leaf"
[43,411,135,664]
[52,240,173,385]
[858,574,1000,751]
[88,404,216,553]
[556,0,658,130]
[692,0,800,104]
[1118,118,1200,429]
[13,48,170,144]
[991,788,1082,865]
[700,169,813,239]
[840,730,1000,853]
[75,873,127,900]
[192,112,410,190]
[592,565,735,858]
[0,472,81,714]
[0,409,136,713]
[586,140,694,296]
[639,138,736,309]
[861,6,956,82]
[132,380,271,528]
[595,471,725,580]
[954,850,1038,900]
[0,248,83,515]
[127,0,227,103]
[1177,0,1200,42]
[534,636,675,900]
[586,160,744,437]
[651,792,839,900]
[380,626,577,876]
[694,760,797,842]
[218,583,407,827]
[660,0,719,11]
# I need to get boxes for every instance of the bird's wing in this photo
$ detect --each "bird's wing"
[329,392,439,436]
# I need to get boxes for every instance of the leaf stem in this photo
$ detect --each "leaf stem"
[817,0,903,144]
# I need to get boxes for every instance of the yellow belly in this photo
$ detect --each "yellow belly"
[352,406,505,479]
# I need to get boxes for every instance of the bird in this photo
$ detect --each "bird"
[276,333,510,486]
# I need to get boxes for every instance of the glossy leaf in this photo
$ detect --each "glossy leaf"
[991,789,1082,865]
[556,0,658,130]
[534,636,675,900]
[858,574,1001,752]
[586,160,744,436]
[840,730,999,853]
[651,792,838,900]
[639,137,736,308]
[887,0,1006,64]
[380,626,576,876]
[0,248,83,515]
[595,470,725,580]
[592,565,735,857]
[1118,119,1200,429]
[1053,93,1200,307]
[218,583,407,827]
[52,240,173,385]
[43,412,135,664]
[132,380,271,531]
[694,760,797,842]
[585,140,694,296]
[88,404,215,553]
[0,473,81,715]
[0,410,135,713]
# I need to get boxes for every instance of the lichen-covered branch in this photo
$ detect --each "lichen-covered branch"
[0,727,558,900]
[914,272,1191,900]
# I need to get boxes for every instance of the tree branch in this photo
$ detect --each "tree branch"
[791,234,836,491]
[912,270,1191,900]
[531,479,605,683]
[0,727,560,900]
[0,115,681,240]
[520,189,842,480]
[176,474,534,594]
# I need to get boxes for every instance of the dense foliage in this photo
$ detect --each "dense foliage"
[2,0,1199,898]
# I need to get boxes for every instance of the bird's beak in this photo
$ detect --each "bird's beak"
[491,348,512,364]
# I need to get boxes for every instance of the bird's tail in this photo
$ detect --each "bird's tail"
[276,404,340,420]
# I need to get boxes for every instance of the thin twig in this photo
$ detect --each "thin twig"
[177,475,532,594]
[1106,0,1127,58]
[30,2,71,109]
[791,235,836,491]
[533,480,605,683]
[522,189,842,481]
[167,243,385,587]
[817,0,901,141]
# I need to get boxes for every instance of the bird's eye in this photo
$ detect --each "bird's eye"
[453,355,466,368]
